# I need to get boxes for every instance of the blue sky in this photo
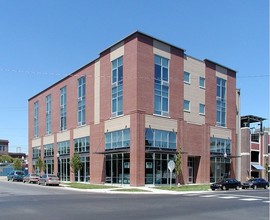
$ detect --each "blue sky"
[0,0,269,154]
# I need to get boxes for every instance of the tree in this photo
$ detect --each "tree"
[0,155,13,163]
[70,153,82,181]
[36,157,44,175]
[13,158,22,170]
[175,146,182,186]
[265,158,269,181]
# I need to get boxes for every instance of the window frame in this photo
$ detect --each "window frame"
[78,76,86,126]
[111,56,123,117]
[184,71,191,84]
[184,100,190,112]
[154,55,169,116]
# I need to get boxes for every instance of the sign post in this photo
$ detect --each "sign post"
[168,160,175,189]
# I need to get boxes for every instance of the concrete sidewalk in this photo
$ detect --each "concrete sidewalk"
[59,183,210,195]
[0,175,210,194]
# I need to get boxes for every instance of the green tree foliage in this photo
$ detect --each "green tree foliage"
[70,153,82,175]
[175,147,182,185]
[13,158,22,170]
[0,155,13,163]
[36,157,44,174]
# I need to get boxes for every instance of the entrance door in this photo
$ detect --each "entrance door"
[188,157,194,183]
[188,167,193,183]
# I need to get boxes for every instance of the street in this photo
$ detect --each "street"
[0,180,269,220]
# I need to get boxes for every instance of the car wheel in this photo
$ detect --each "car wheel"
[264,185,267,189]
[235,186,240,190]
[23,180,25,183]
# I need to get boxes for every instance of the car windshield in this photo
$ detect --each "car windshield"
[48,175,57,177]
[16,172,24,175]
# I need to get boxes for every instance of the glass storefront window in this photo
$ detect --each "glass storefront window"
[145,128,176,149]
[210,137,231,183]
[145,153,176,185]
[105,153,130,184]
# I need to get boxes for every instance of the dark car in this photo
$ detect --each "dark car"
[38,174,60,186]
[242,178,269,189]
[7,170,25,182]
[23,173,40,184]
[210,178,241,191]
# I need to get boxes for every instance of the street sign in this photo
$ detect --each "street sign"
[168,160,175,172]
[168,160,175,189]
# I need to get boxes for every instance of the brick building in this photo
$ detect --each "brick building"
[0,139,9,156]
[240,115,269,182]
[28,31,238,186]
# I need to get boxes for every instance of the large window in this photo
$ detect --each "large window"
[57,141,70,155]
[46,95,52,135]
[60,86,67,131]
[210,137,231,182]
[44,144,54,157]
[154,55,169,116]
[78,76,86,126]
[74,137,90,153]
[216,77,226,127]
[145,153,175,185]
[111,56,123,117]
[34,101,39,138]
[106,153,130,184]
[105,129,130,149]
[32,146,41,159]
[44,159,54,175]
[145,128,176,149]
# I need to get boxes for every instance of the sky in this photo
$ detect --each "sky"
[0,0,269,154]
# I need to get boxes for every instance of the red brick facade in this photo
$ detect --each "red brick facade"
[28,31,238,186]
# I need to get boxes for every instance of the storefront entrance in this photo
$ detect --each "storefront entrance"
[105,153,130,184]
[145,153,175,185]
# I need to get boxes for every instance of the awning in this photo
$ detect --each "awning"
[251,164,265,170]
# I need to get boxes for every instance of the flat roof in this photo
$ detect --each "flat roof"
[204,59,237,73]
[241,115,266,127]
[29,31,236,101]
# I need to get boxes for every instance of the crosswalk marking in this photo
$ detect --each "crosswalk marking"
[200,195,217,198]
[239,198,261,201]
[219,196,239,199]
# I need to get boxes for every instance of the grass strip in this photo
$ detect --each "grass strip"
[66,183,118,189]
[155,184,210,191]
[111,188,151,192]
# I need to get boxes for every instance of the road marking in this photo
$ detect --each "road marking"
[200,195,218,198]
[239,198,261,201]
[219,196,239,199]
[263,201,270,203]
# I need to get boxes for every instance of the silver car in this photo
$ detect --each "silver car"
[38,174,60,186]
[23,173,40,184]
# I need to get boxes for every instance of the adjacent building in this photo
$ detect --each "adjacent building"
[28,31,238,186]
[240,115,269,181]
[0,139,9,156]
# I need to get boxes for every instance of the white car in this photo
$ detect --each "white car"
[38,174,60,186]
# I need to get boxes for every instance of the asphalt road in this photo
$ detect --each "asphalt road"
[0,180,269,220]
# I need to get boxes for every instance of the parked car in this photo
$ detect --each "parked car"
[242,178,269,189]
[7,170,25,182]
[210,178,241,191]
[38,174,60,186]
[23,173,40,184]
